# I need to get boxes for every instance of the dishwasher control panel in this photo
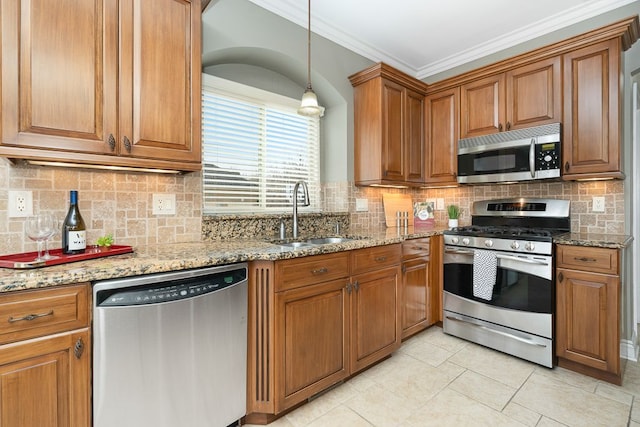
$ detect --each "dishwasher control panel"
[96,267,247,306]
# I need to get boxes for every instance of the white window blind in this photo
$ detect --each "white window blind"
[202,75,321,214]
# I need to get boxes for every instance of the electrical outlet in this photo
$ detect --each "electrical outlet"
[436,198,445,210]
[8,191,33,217]
[592,196,605,213]
[355,198,368,212]
[152,193,176,215]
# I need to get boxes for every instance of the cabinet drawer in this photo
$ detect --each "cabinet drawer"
[402,238,430,259]
[275,253,349,292]
[351,244,402,275]
[556,245,619,275]
[0,284,90,345]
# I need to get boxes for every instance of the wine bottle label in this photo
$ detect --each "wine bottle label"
[67,230,86,251]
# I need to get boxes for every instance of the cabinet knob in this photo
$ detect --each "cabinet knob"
[108,134,116,151]
[498,123,503,132]
[346,282,352,294]
[353,281,359,292]
[123,136,132,153]
[564,161,570,172]
[506,121,511,131]
[558,272,564,282]
[74,337,85,359]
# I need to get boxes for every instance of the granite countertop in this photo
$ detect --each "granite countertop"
[0,224,631,294]
[0,225,447,293]
[553,232,633,249]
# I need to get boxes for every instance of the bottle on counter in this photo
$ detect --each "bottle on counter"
[62,190,87,254]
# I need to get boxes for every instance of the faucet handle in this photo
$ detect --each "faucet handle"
[279,218,286,240]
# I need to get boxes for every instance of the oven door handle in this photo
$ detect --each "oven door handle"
[495,254,549,266]
[529,138,536,178]
[444,248,475,255]
[446,315,547,348]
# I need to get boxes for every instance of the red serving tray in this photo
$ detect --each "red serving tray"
[0,245,134,269]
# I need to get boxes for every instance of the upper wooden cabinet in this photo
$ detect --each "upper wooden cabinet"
[562,39,622,180]
[460,56,561,139]
[350,63,427,187]
[424,87,459,186]
[0,0,202,172]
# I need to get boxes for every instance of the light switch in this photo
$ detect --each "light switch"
[355,198,368,212]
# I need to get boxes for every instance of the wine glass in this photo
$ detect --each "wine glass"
[25,214,55,262]
[42,213,59,260]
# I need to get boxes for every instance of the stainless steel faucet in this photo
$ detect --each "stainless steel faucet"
[292,181,310,239]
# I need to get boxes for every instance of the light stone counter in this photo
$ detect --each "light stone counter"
[1,224,629,293]
[0,224,447,293]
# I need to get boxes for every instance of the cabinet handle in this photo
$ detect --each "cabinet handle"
[411,246,428,251]
[558,272,564,282]
[8,309,54,323]
[498,123,503,132]
[574,257,597,263]
[74,337,85,359]
[353,281,359,292]
[108,134,116,151]
[123,136,132,152]
[346,282,352,294]
[374,256,387,262]
[564,161,570,172]
[311,267,328,275]
[402,265,406,273]
[506,121,511,131]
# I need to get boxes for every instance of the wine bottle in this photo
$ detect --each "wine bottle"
[62,190,87,254]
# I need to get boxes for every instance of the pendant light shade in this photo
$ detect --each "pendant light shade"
[298,0,322,117]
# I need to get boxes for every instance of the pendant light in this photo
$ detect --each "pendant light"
[297,0,322,116]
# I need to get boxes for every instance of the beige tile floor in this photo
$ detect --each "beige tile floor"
[245,326,640,427]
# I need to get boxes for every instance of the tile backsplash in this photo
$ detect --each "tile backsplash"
[0,162,202,255]
[0,159,627,256]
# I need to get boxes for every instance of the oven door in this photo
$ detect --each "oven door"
[443,245,553,314]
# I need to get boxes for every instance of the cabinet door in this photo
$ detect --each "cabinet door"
[275,279,349,412]
[562,39,621,179]
[401,257,430,339]
[0,0,117,154]
[350,266,401,373]
[556,268,619,374]
[424,87,459,185]
[0,330,90,427]
[119,0,201,163]
[506,56,561,130]
[404,88,425,183]
[381,79,405,181]
[460,74,505,138]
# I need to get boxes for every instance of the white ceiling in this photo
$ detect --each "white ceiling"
[247,0,637,79]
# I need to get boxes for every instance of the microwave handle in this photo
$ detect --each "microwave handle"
[529,138,535,178]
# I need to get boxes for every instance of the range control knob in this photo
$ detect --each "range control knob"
[451,237,459,244]
[484,239,493,248]
[525,242,535,251]
[511,241,520,250]
[462,237,470,245]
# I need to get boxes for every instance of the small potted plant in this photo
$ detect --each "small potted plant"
[96,234,114,252]
[447,205,460,229]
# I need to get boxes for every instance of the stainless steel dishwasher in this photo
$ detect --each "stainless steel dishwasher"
[93,263,248,427]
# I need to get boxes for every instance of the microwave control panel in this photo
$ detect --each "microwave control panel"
[535,142,560,170]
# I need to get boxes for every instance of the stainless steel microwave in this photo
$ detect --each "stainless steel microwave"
[457,123,561,184]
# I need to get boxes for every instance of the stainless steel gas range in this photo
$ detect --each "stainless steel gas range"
[442,198,570,367]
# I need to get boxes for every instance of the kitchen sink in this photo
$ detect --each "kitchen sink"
[272,236,357,250]
[304,237,354,245]
[277,241,316,250]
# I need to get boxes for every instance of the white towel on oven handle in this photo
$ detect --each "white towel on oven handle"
[473,249,497,301]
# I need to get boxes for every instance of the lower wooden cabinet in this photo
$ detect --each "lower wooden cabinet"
[0,284,91,426]
[276,278,349,412]
[401,238,431,339]
[555,245,622,384]
[0,330,90,427]
[247,245,401,422]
